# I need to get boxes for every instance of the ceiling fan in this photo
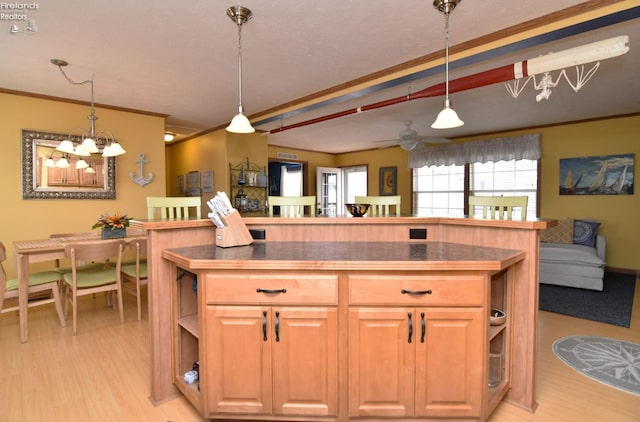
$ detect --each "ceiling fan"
[373,120,450,151]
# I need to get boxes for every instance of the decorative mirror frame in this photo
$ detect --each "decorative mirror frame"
[21,129,116,199]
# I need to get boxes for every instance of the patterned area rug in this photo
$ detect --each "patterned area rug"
[553,336,640,396]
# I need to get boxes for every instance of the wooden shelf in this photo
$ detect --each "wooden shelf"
[178,314,199,338]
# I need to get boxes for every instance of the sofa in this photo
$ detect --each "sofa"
[539,218,606,291]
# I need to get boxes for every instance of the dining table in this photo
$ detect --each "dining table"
[13,231,146,343]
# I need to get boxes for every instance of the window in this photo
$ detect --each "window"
[281,164,303,196]
[470,159,538,218]
[413,164,465,216]
[343,165,367,203]
[413,159,538,217]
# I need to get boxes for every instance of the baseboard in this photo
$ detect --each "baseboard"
[605,266,640,277]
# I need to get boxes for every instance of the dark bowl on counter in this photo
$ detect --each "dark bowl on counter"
[345,203,370,217]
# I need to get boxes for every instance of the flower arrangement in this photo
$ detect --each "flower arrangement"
[92,213,133,230]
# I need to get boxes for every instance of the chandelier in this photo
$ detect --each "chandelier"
[51,59,126,157]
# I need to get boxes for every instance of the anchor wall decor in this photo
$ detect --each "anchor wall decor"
[130,153,154,187]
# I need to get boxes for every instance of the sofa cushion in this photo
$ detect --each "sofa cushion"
[573,219,601,247]
[540,242,605,266]
[540,217,574,244]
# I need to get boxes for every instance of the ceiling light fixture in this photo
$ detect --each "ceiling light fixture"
[50,59,126,157]
[431,0,464,129]
[164,132,176,142]
[226,5,255,134]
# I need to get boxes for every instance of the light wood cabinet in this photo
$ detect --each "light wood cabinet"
[197,271,339,419]
[348,274,485,419]
[205,306,338,417]
[160,238,523,421]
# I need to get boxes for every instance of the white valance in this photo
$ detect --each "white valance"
[408,133,541,168]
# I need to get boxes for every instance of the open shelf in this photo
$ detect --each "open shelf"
[174,267,201,410]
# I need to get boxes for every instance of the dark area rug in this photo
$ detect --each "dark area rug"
[539,272,636,327]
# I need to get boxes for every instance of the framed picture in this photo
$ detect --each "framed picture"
[379,166,397,196]
[559,153,634,195]
[202,170,213,193]
[177,174,184,194]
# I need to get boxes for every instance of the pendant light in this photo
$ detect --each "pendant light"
[431,0,464,129]
[51,59,127,156]
[226,5,255,134]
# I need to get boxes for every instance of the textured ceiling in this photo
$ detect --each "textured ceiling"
[1,1,638,153]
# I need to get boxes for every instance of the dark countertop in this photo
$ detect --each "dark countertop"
[161,241,525,272]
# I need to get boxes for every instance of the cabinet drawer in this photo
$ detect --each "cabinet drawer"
[204,272,338,305]
[349,274,485,306]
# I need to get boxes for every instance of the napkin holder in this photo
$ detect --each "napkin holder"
[216,209,254,248]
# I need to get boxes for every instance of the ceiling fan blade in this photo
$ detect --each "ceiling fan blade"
[372,138,400,144]
[420,137,451,144]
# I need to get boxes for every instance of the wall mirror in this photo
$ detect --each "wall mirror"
[22,129,116,199]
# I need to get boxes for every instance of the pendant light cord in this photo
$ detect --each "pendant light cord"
[444,11,450,101]
[236,22,244,112]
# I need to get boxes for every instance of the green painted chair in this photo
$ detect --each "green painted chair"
[468,195,528,220]
[0,242,66,332]
[354,195,401,216]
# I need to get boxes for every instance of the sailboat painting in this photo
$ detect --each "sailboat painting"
[560,154,634,195]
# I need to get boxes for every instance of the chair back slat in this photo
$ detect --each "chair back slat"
[354,195,401,216]
[468,195,528,220]
[64,240,125,271]
[146,196,202,219]
[268,196,316,217]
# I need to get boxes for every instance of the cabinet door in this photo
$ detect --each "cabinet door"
[415,307,484,418]
[205,306,272,416]
[348,308,415,417]
[272,307,338,417]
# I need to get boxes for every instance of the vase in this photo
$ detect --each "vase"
[102,227,126,239]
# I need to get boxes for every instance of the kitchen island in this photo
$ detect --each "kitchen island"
[138,215,552,420]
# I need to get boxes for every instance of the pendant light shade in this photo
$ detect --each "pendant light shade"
[431,99,464,129]
[226,5,255,134]
[227,111,254,133]
[431,0,464,129]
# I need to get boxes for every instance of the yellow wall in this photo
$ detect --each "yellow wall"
[168,116,639,270]
[1,92,167,278]
[459,115,639,269]
[335,147,411,214]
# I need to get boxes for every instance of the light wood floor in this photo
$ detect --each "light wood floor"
[2,279,639,422]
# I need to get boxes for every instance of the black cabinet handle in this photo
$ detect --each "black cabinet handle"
[407,313,413,343]
[262,311,268,341]
[420,312,426,343]
[400,289,432,296]
[256,288,287,294]
[275,311,280,342]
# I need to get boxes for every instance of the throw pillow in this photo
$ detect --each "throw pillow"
[540,217,574,244]
[573,219,601,247]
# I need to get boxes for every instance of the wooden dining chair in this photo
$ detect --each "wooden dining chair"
[50,232,100,274]
[354,195,401,216]
[268,196,316,217]
[121,238,147,320]
[146,196,202,219]
[62,239,126,335]
[468,195,529,220]
[0,242,66,329]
